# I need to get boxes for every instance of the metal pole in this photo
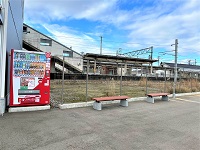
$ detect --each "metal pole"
[150,46,153,60]
[190,72,192,92]
[120,63,122,96]
[164,67,166,92]
[94,59,96,74]
[61,55,65,104]
[100,36,102,55]
[124,61,127,76]
[196,72,198,83]
[158,56,160,66]
[173,39,178,98]
[150,46,153,74]
[86,60,89,101]
[146,66,148,95]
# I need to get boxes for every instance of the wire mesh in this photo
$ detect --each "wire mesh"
[50,61,200,104]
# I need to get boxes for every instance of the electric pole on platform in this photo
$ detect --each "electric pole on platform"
[100,36,102,55]
[173,39,178,98]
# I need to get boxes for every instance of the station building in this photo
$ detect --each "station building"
[0,0,24,115]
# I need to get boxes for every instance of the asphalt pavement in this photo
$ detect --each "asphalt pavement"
[0,94,200,150]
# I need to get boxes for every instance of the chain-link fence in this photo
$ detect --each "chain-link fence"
[50,64,200,106]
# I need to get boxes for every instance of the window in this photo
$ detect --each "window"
[63,50,73,57]
[23,26,27,32]
[40,38,52,46]
[0,13,2,25]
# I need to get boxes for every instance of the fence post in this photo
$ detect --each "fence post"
[190,72,192,92]
[146,66,148,95]
[164,67,166,92]
[120,63,122,96]
[86,60,89,101]
[61,55,65,105]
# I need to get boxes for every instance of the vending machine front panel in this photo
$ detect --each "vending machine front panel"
[9,49,51,107]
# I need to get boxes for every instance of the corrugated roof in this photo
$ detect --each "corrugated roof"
[84,53,158,64]
[163,62,200,70]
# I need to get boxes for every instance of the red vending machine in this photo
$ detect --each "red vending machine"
[9,49,51,107]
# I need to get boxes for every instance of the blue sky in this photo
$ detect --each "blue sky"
[24,0,200,66]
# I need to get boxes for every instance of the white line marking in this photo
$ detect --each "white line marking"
[175,98,200,104]
[190,95,200,97]
[187,95,200,97]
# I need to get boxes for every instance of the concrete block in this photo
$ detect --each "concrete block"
[93,101,102,110]
[162,96,169,101]
[120,100,128,107]
[146,97,154,103]
[8,105,50,113]
[58,101,93,109]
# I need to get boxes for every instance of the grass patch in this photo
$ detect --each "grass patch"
[50,78,200,104]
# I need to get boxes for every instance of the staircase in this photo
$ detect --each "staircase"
[23,40,83,74]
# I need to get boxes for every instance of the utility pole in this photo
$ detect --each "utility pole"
[173,39,178,98]
[61,51,65,105]
[100,36,102,55]
[120,63,123,95]
[150,46,153,60]
[150,46,153,74]
[61,49,71,104]
[86,60,89,101]
[195,59,197,65]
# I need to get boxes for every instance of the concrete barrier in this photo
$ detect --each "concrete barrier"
[8,105,50,113]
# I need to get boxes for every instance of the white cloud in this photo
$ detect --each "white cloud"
[123,0,200,56]
[24,0,118,23]
[24,0,200,64]
[43,24,115,55]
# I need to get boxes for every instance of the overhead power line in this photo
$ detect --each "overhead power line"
[121,46,153,58]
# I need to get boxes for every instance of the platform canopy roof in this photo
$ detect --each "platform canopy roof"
[83,53,158,65]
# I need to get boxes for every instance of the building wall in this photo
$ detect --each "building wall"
[7,0,23,51]
[23,25,83,72]
[0,0,9,114]
[0,0,24,111]
[117,68,127,76]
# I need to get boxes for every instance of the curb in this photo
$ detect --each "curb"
[8,105,50,113]
[173,92,200,97]
[58,102,93,109]
[58,92,200,110]
[58,96,146,110]
[4,92,199,113]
